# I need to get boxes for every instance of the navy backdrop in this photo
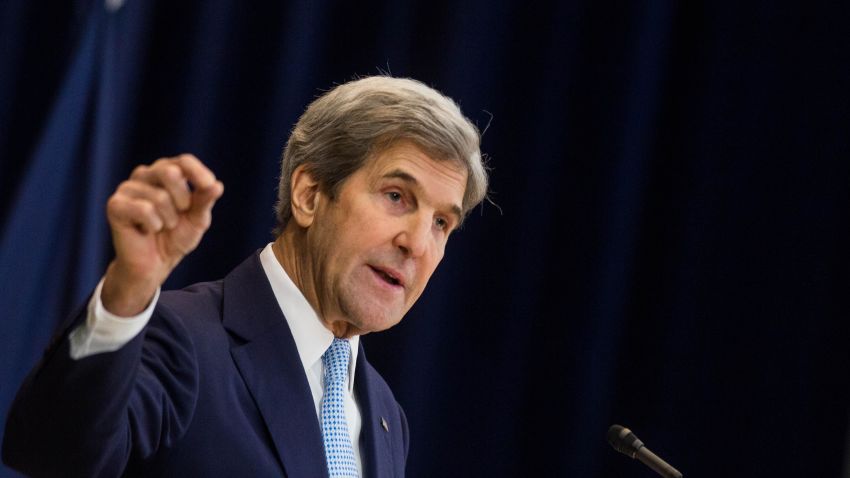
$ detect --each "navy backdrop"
[1,1,849,477]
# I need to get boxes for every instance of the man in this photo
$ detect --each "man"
[2,76,489,477]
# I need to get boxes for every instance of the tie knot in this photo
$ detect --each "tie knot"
[322,338,351,385]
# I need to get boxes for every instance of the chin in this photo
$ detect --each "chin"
[353,313,403,335]
[338,282,408,334]
[343,301,405,334]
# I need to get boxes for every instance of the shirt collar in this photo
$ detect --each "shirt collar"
[259,243,359,391]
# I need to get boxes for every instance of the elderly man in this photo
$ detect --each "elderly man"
[3,77,488,477]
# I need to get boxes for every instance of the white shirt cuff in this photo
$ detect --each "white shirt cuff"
[68,278,160,360]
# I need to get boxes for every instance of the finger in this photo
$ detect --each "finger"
[174,154,217,191]
[107,194,164,234]
[116,180,180,229]
[186,180,224,229]
[131,160,192,211]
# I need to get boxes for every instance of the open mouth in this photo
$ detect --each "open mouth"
[370,266,402,287]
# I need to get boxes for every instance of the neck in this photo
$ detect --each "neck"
[272,230,356,338]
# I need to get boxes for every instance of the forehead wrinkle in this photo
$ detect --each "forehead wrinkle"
[381,168,463,223]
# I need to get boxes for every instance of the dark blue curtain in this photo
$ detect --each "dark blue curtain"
[2,1,848,476]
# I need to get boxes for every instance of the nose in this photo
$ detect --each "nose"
[393,213,431,258]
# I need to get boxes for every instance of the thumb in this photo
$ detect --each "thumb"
[186,180,224,230]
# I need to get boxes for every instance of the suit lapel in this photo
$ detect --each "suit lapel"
[355,346,395,478]
[222,253,328,478]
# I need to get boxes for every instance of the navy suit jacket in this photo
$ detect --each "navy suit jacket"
[3,252,409,477]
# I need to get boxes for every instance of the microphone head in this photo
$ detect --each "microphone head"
[607,424,644,458]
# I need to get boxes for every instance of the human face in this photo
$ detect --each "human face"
[305,141,467,336]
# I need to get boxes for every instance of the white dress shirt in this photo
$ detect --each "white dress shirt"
[68,244,364,476]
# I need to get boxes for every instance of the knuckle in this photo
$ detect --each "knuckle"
[154,187,169,201]
[160,163,182,181]
[138,200,155,216]
[106,195,121,212]
[131,165,148,177]
[117,179,138,193]
[178,153,198,163]
[154,189,172,207]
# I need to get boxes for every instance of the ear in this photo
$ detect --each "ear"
[290,165,321,227]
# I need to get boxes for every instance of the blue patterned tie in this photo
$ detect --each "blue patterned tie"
[321,338,358,477]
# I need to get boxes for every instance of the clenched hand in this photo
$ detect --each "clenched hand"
[101,154,224,316]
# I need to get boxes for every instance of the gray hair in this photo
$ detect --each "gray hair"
[274,76,488,233]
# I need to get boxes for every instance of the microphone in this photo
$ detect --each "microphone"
[607,424,683,478]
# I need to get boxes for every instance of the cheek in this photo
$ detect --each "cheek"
[428,247,446,271]
[414,251,444,290]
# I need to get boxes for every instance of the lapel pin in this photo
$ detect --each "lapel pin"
[380,417,389,432]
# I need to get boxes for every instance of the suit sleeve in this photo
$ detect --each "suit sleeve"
[68,278,159,359]
[2,298,199,477]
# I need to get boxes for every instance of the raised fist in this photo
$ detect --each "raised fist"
[101,154,224,316]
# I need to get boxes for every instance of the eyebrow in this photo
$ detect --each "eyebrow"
[383,169,463,223]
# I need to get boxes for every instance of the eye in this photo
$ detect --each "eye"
[386,191,403,203]
[434,217,449,231]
